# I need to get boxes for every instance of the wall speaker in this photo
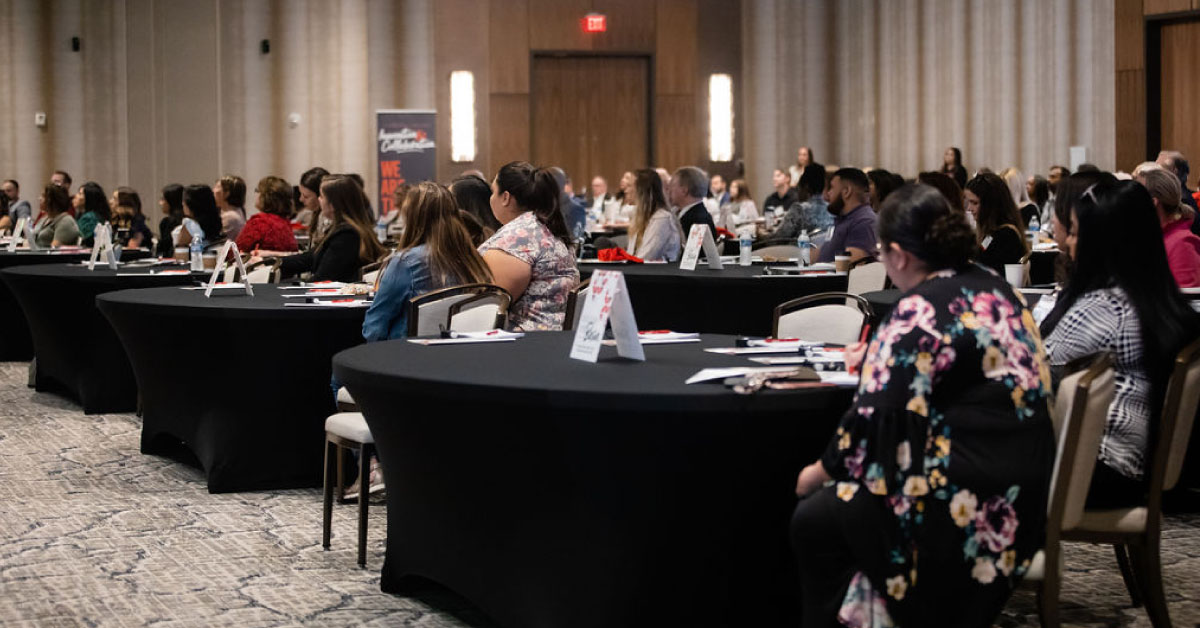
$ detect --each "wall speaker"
[261,39,270,54]
[71,37,80,52]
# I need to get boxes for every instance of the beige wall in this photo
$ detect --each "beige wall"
[0,0,433,225]
[743,0,1117,196]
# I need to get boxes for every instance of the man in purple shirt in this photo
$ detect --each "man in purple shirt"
[817,167,878,264]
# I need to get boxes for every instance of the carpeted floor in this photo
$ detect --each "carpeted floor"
[0,361,1197,627]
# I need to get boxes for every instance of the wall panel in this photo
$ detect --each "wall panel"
[593,0,656,53]
[489,94,530,170]
[489,0,529,94]
[527,0,592,51]
[655,0,695,96]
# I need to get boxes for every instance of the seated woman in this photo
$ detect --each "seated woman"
[609,170,637,224]
[33,184,80,247]
[964,172,1028,274]
[791,183,1054,627]
[1000,167,1040,227]
[720,177,760,238]
[451,174,501,239]
[626,169,683,262]
[236,176,299,255]
[480,161,580,331]
[1135,167,1200,288]
[177,185,226,251]
[362,182,492,341]
[73,182,110,246]
[1042,180,1200,509]
[214,175,247,242]
[157,184,185,258]
[110,187,154,248]
[272,175,387,282]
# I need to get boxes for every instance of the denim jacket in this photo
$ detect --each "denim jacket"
[362,244,434,341]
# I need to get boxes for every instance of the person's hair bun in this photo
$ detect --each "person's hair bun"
[925,212,976,268]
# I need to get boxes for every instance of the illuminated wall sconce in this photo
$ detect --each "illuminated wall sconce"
[450,70,476,162]
[708,74,733,162]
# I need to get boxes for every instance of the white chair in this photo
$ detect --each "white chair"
[846,261,887,295]
[407,283,512,336]
[222,257,280,284]
[322,411,375,568]
[772,292,873,344]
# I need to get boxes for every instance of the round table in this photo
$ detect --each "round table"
[97,284,367,493]
[577,262,848,336]
[333,332,856,628]
[2,263,204,413]
[1029,249,1060,286]
[0,248,150,360]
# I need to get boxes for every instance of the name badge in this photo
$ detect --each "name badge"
[981,235,993,250]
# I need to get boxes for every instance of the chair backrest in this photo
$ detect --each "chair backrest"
[360,255,390,284]
[224,256,279,284]
[1047,353,1115,532]
[752,244,802,260]
[407,283,511,336]
[772,292,873,344]
[1158,337,1200,492]
[846,262,887,295]
[562,279,591,331]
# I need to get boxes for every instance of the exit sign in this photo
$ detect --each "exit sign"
[583,13,606,33]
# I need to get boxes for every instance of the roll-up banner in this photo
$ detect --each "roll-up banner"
[376,109,436,217]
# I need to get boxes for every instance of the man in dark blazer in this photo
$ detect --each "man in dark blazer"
[667,166,717,238]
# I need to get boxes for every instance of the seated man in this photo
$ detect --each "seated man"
[668,166,717,238]
[817,167,877,264]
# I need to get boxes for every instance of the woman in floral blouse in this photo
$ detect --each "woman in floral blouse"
[791,184,1055,627]
[480,162,580,331]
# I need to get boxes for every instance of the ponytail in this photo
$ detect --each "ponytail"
[495,161,572,246]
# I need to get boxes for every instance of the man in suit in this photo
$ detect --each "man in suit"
[667,166,717,238]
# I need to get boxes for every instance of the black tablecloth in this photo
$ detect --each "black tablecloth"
[577,262,848,336]
[1029,249,1059,286]
[0,249,150,360]
[1,263,203,413]
[97,285,366,492]
[334,332,856,628]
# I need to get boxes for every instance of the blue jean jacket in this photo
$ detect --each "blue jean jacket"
[362,245,434,342]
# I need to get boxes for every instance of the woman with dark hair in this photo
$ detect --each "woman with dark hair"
[451,174,501,235]
[157,184,184,257]
[297,166,330,241]
[236,176,299,254]
[792,183,1053,628]
[867,169,902,211]
[178,184,224,250]
[627,169,683,261]
[270,175,387,282]
[917,171,964,213]
[941,146,968,189]
[110,187,154,248]
[789,146,819,186]
[74,182,110,246]
[33,183,80,247]
[1042,180,1200,507]
[214,175,247,242]
[481,161,580,331]
[964,173,1028,274]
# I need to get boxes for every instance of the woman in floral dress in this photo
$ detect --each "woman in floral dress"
[791,184,1056,627]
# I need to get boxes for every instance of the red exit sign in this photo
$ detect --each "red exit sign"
[583,13,606,33]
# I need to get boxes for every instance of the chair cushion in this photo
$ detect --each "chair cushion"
[336,387,355,405]
[324,412,373,444]
[1074,507,1147,533]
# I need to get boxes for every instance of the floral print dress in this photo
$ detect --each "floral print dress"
[796,264,1055,627]
[479,211,580,331]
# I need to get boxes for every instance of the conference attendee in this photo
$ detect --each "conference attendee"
[73,182,110,246]
[236,176,299,255]
[941,146,968,189]
[627,169,683,262]
[610,170,636,224]
[214,175,247,241]
[792,183,1054,628]
[762,167,800,224]
[709,173,730,207]
[0,188,8,224]
[917,171,964,213]
[451,173,501,236]
[763,164,829,241]
[817,167,878,264]
[999,167,1038,227]
[177,184,225,251]
[667,166,718,240]
[1027,175,1051,227]
[33,183,80,247]
[297,166,330,239]
[1042,179,1200,507]
[1156,150,1198,214]
[963,173,1028,274]
[551,166,587,241]
[1135,167,1200,288]
[722,178,761,235]
[480,161,579,331]
[867,169,902,211]
[51,170,73,215]
[110,187,154,249]
[157,184,185,258]
[1048,165,1070,188]
[363,181,493,341]
[266,176,387,282]
[789,146,818,186]
[0,179,32,231]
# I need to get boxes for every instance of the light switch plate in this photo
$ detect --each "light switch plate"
[34,112,47,127]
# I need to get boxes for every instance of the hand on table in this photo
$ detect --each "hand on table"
[795,461,832,497]
[844,341,867,375]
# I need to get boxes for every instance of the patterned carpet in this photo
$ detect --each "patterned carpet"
[0,360,1197,627]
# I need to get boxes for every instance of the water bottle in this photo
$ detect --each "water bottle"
[739,234,752,266]
[375,217,388,243]
[1028,214,1040,247]
[189,238,203,272]
[797,231,811,267]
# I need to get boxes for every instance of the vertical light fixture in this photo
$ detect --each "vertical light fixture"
[450,71,476,162]
[708,74,733,162]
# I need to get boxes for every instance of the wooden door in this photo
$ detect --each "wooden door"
[1161,21,1200,188]
[532,56,650,195]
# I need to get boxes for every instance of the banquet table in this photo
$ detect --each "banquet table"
[1029,249,1059,286]
[0,248,150,360]
[577,262,848,336]
[1,262,204,413]
[97,284,367,492]
[334,332,857,628]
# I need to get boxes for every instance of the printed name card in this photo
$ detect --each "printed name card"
[569,270,645,363]
[6,217,27,252]
[87,223,119,270]
[204,241,255,297]
[679,224,723,271]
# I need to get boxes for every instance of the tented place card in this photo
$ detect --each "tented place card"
[204,241,254,297]
[6,217,28,252]
[87,223,119,270]
[679,224,723,271]
[569,270,644,363]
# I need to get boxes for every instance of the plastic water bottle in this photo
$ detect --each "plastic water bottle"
[375,217,388,243]
[1028,214,1040,247]
[738,234,752,266]
[797,231,811,267]
[189,238,203,272]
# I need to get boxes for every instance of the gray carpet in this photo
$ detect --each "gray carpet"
[0,361,1197,627]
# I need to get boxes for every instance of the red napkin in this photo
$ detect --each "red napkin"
[597,248,644,263]
[715,227,737,240]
